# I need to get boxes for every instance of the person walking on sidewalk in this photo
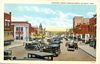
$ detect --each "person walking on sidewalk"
[93,38,96,49]
[74,39,78,49]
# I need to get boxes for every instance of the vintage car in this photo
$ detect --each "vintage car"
[25,41,40,50]
[4,41,11,46]
[4,50,12,60]
[67,42,75,51]
[43,44,61,57]
[66,39,75,51]
[25,40,46,50]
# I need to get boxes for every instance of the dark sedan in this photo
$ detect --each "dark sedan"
[43,44,61,57]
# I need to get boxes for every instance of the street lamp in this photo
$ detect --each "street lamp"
[26,27,28,41]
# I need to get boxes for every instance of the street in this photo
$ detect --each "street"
[54,39,95,61]
[8,38,95,61]
[4,4,96,62]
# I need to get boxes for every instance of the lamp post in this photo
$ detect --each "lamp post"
[26,27,28,41]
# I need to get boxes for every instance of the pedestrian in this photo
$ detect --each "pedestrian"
[74,43,78,49]
[93,39,96,49]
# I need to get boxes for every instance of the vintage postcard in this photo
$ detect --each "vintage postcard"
[0,0,99,64]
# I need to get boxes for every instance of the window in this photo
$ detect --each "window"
[7,22,10,26]
[16,36,19,40]
[8,32,9,35]
[5,22,7,26]
[21,27,23,32]
[88,26,90,32]
[11,32,13,35]
[16,27,19,31]
[21,36,23,40]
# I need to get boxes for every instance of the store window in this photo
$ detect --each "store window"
[8,32,9,35]
[16,36,19,40]
[21,36,23,40]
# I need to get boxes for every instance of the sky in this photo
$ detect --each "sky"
[5,4,96,31]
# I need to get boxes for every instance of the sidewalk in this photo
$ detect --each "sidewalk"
[78,42,96,58]
[4,41,24,50]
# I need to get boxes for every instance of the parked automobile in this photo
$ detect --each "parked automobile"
[25,41,40,50]
[89,39,96,48]
[47,38,51,42]
[85,40,90,44]
[4,41,11,46]
[43,44,61,57]
[78,37,82,41]
[4,50,12,60]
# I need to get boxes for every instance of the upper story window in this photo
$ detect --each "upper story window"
[5,21,10,27]
[21,27,23,32]
[5,22,7,27]
[5,19,10,27]
[16,27,19,31]
[7,22,10,26]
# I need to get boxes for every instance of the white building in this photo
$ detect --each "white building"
[11,22,30,41]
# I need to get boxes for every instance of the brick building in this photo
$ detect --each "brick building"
[29,24,38,40]
[73,16,90,42]
[89,18,96,38]
[4,12,14,45]
[73,16,84,27]
[73,16,96,43]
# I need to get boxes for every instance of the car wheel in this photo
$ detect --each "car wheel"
[55,54,58,57]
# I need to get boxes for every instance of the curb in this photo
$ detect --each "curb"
[79,47,96,59]
[5,44,23,49]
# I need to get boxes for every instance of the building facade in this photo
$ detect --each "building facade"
[73,16,90,42]
[29,24,38,40]
[73,16,96,43]
[4,12,14,45]
[73,16,84,27]
[11,22,30,41]
[89,18,96,38]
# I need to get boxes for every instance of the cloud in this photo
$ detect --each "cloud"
[16,6,31,12]
[12,8,82,29]
[33,6,40,13]
[12,16,27,21]
[16,5,56,15]
[42,8,56,14]
[87,12,96,18]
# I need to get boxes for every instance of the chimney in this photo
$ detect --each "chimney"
[10,12,11,15]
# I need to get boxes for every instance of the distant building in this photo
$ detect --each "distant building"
[37,23,44,38]
[73,16,90,42]
[11,22,30,41]
[73,16,84,27]
[73,16,96,42]
[29,24,38,40]
[38,23,43,34]
[4,12,14,44]
[89,18,96,38]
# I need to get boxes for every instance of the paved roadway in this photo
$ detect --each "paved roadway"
[54,39,95,61]
[8,38,95,61]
